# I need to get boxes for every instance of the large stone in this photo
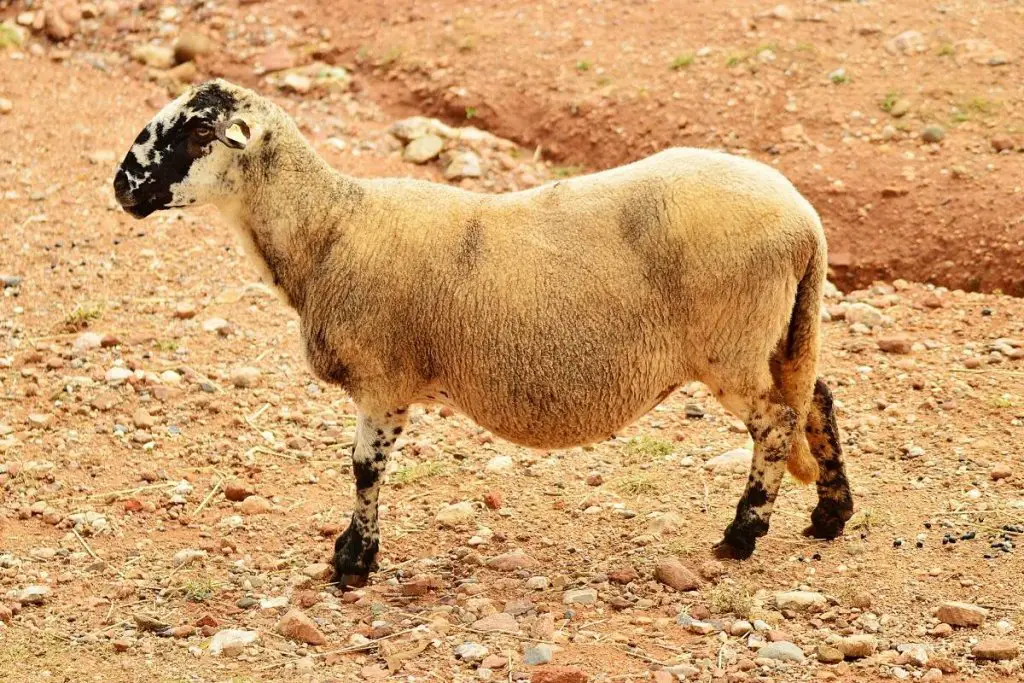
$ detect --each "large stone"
[971,638,1019,661]
[936,602,987,628]
[774,590,826,612]
[132,44,175,69]
[276,608,327,646]
[654,560,700,591]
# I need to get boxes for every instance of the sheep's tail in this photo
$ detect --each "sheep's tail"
[776,229,827,485]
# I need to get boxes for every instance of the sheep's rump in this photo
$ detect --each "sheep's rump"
[351,148,824,447]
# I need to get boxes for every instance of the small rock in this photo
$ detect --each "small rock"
[27,413,52,429]
[133,408,156,430]
[774,590,826,612]
[281,73,312,94]
[929,623,953,638]
[172,549,206,567]
[699,560,726,581]
[44,12,73,41]
[990,463,1013,481]
[201,317,229,333]
[0,98,13,115]
[132,44,175,69]
[224,480,254,502]
[648,512,684,535]
[608,567,639,585]
[483,491,503,510]
[921,125,945,143]
[890,99,911,118]
[524,644,553,665]
[530,667,588,683]
[730,620,753,636]
[487,550,538,571]
[472,612,518,632]
[654,559,700,591]
[585,473,603,486]
[277,608,327,646]
[878,336,914,354]
[436,501,475,526]
[302,563,332,581]
[209,629,259,656]
[73,331,104,351]
[851,591,873,609]
[885,31,927,55]
[240,495,272,515]
[936,601,987,628]
[817,644,844,664]
[757,641,806,663]
[846,303,883,327]
[837,635,877,659]
[133,613,171,633]
[482,655,507,669]
[526,576,550,590]
[971,638,1019,661]
[454,642,489,662]
[444,151,483,180]
[703,448,752,473]
[563,588,598,605]
[992,136,1016,153]
[16,585,49,605]
[173,31,212,63]
[230,367,261,388]
[403,135,444,164]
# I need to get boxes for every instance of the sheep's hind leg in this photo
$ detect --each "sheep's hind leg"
[714,394,796,560]
[803,379,853,539]
[332,407,408,587]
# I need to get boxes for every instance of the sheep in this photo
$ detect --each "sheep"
[113,79,854,586]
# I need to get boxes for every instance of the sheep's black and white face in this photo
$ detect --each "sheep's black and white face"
[114,81,252,219]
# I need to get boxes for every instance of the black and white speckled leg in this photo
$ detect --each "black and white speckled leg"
[714,395,796,560]
[332,407,408,587]
[803,379,854,539]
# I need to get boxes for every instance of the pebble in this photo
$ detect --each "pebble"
[936,601,987,627]
[648,512,684,536]
[845,303,883,327]
[173,301,197,319]
[240,495,272,515]
[454,642,489,662]
[16,585,50,605]
[774,590,826,612]
[173,31,212,63]
[654,559,700,591]
[436,501,476,526]
[403,134,444,163]
[524,643,553,665]
[482,655,506,669]
[0,98,12,115]
[730,620,753,636]
[757,641,806,663]
[526,576,550,590]
[851,591,872,609]
[562,588,598,605]
[487,550,538,571]
[483,490,503,509]
[172,549,206,567]
[302,563,332,581]
[990,463,1013,481]
[277,608,327,646]
[208,629,259,656]
[230,366,261,388]
[202,317,230,333]
[921,125,946,143]
[608,567,639,584]
[878,336,914,354]
[817,644,844,664]
[971,638,1019,661]
[837,634,877,659]
[472,612,518,632]
[105,367,132,384]
[485,455,514,473]
[444,151,483,180]
[281,73,312,94]
[224,480,254,501]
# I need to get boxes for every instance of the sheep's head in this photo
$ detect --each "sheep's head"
[113,80,255,218]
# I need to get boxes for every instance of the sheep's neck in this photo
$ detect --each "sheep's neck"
[224,142,359,312]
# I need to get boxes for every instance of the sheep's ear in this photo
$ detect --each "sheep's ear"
[215,118,250,150]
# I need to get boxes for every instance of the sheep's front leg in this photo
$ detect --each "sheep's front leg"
[332,407,407,587]
[714,397,796,559]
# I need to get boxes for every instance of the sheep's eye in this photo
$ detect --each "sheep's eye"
[192,127,214,141]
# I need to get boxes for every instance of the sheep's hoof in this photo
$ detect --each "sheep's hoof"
[331,526,379,587]
[802,503,852,540]
[711,531,757,560]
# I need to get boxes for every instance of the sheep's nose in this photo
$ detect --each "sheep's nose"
[113,171,134,207]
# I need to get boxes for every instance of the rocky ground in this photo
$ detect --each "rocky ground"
[1,1,1024,682]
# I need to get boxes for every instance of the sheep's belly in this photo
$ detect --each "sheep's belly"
[439,381,679,451]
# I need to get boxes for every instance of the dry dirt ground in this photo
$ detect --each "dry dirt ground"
[1,2,1024,683]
